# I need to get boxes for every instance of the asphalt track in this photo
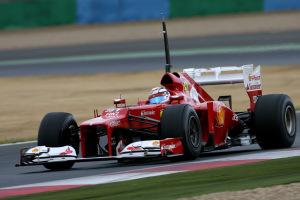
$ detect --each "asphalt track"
[0,112,299,189]
[0,30,300,76]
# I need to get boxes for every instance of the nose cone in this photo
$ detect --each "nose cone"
[80,116,107,126]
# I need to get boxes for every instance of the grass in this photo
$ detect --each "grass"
[7,156,300,200]
[1,66,300,143]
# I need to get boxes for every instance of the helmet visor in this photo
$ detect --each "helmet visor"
[149,95,168,104]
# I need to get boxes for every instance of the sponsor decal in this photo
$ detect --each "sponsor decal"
[105,108,120,118]
[216,106,225,127]
[232,114,239,122]
[152,140,160,146]
[126,146,143,151]
[246,73,261,91]
[190,86,200,103]
[243,65,262,92]
[248,74,261,81]
[141,110,155,116]
[247,84,262,90]
[183,82,189,93]
[59,147,73,156]
[180,76,190,93]
[160,109,164,117]
[162,144,176,150]
[31,148,39,153]
[109,120,120,127]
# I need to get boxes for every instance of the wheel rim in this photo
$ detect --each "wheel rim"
[189,116,200,148]
[284,105,296,137]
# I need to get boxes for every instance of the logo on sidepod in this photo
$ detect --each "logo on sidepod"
[141,110,155,116]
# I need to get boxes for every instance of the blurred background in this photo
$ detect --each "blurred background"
[0,0,300,29]
[0,0,300,143]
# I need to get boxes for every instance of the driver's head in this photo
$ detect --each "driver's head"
[148,87,170,104]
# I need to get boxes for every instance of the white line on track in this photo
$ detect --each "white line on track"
[0,140,36,147]
[2,171,178,189]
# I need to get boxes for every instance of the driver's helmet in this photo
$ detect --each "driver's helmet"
[148,87,170,104]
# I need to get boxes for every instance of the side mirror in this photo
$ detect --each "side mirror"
[114,98,126,107]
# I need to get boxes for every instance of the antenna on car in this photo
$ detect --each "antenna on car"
[162,20,172,73]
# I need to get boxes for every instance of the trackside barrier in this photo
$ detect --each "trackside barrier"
[169,0,263,18]
[120,0,169,22]
[0,0,76,30]
[76,0,169,24]
[264,0,300,12]
[1,0,300,30]
[76,0,119,23]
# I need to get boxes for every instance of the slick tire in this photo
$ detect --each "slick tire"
[38,112,79,170]
[254,94,296,149]
[160,104,202,159]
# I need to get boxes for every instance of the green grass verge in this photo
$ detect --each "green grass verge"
[7,156,300,200]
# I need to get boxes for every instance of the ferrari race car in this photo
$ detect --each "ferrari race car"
[16,22,297,170]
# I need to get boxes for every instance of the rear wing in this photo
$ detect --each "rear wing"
[183,64,261,90]
[183,64,262,110]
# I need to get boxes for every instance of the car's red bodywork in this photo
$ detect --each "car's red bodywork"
[78,70,261,158]
[16,21,296,170]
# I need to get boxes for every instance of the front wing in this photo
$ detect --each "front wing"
[16,138,183,167]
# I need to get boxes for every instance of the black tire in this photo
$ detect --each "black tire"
[160,104,202,159]
[254,94,297,149]
[38,112,79,170]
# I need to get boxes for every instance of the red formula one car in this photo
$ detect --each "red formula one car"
[16,22,297,170]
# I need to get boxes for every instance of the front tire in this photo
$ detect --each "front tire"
[38,112,79,170]
[160,104,202,159]
[254,94,296,149]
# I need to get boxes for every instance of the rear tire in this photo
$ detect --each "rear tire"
[254,94,296,149]
[160,104,202,159]
[38,112,79,170]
